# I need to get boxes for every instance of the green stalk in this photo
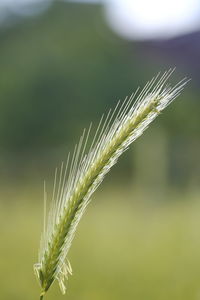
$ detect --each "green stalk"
[34,70,188,297]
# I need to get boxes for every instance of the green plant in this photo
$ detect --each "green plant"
[34,70,187,299]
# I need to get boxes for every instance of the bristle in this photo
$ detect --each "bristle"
[34,70,188,296]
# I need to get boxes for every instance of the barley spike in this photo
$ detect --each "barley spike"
[34,69,188,296]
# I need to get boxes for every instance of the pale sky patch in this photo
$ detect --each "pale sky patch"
[105,0,200,40]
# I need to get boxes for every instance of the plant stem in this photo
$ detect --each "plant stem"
[40,292,45,300]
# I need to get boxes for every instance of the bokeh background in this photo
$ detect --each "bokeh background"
[0,0,200,299]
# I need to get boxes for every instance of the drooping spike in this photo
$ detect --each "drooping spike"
[34,70,188,297]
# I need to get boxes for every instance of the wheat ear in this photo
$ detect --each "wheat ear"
[34,70,188,298]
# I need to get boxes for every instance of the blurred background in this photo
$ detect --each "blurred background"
[0,0,200,299]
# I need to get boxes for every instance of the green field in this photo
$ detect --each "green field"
[1,185,200,300]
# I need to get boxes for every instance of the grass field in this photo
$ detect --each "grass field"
[1,185,200,300]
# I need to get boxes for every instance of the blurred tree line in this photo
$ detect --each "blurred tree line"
[0,1,199,191]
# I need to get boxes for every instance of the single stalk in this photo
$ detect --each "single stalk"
[34,70,188,297]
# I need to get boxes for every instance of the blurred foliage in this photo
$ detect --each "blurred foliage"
[0,2,135,152]
[0,1,199,189]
